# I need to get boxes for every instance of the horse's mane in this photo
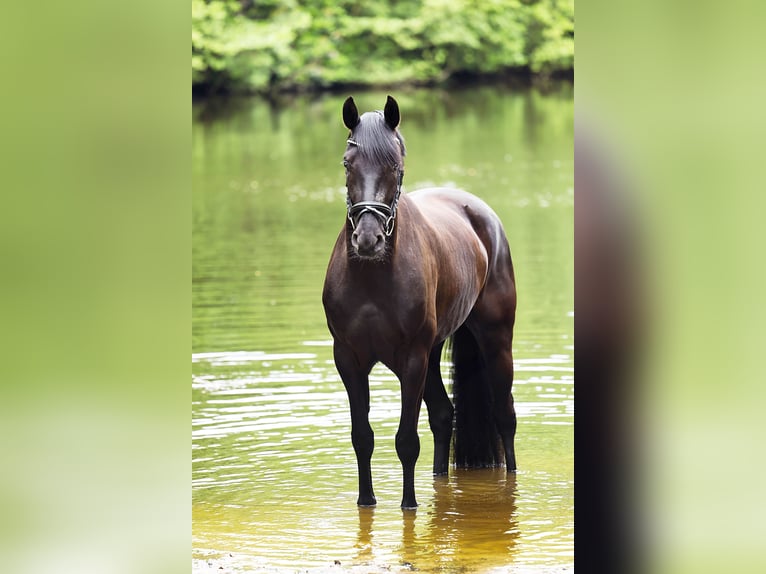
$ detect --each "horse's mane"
[349,111,406,166]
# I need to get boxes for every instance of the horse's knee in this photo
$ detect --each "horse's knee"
[493,399,516,431]
[395,431,420,465]
[428,403,454,439]
[351,425,374,458]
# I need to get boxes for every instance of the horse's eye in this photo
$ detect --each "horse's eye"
[343,159,350,169]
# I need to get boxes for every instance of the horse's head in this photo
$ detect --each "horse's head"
[342,95,406,260]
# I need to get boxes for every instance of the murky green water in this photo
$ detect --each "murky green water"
[193,85,573,573]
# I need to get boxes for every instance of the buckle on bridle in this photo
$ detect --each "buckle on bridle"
[383,215,395,236]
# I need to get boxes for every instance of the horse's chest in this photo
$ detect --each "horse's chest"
[331,299,413,337]
[325,283,428,356]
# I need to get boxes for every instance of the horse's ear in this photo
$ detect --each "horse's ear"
[384,95,400,130]
[343,97,360,130]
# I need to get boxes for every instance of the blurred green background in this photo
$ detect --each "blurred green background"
[578,2,766,574]
[192,0,574,94]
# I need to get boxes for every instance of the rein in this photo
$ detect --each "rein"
[345,139,404,237]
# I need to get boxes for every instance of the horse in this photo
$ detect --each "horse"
[322,96,517,510]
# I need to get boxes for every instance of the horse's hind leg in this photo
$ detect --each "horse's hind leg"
[488,343,517,471]
[467,297,517,472]
[424,342,454,475]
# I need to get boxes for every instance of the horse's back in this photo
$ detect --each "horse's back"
[410,187,495,215]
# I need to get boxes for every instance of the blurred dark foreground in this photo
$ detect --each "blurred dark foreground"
[575,2,766,573]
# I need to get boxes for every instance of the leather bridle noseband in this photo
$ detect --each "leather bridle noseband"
[344,139,404,237]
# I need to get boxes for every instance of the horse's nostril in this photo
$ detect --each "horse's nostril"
[353,233,382,255]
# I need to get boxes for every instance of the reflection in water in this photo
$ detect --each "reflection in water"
[355,507,374,563]
[351,470,520,572]
[427,470,518,568]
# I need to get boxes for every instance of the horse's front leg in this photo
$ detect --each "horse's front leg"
[395,349,429,510]
[333,341,376,507]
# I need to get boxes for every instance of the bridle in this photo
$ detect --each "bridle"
[345,168,403,237]
[344,139,404,237]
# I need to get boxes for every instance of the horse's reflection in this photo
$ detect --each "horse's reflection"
[354,468,519,570]
[423,468,519,569]
[354,506,375,562]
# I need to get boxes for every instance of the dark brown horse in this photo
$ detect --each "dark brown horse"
[322,96,517,510]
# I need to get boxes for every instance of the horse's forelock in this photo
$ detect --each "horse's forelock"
[351,111,406,165]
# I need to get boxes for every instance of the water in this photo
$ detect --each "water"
[193,85,573,573]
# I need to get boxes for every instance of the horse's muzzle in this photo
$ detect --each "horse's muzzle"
[351,227,385,258]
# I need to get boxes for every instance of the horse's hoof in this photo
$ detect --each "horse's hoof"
[400,502,418,511]
[357,496,377,507]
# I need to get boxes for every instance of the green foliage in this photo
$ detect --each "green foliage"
[192,0,574,94]
[523,0,574,73]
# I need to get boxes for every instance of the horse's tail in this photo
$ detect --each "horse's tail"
[451,324,504,468]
